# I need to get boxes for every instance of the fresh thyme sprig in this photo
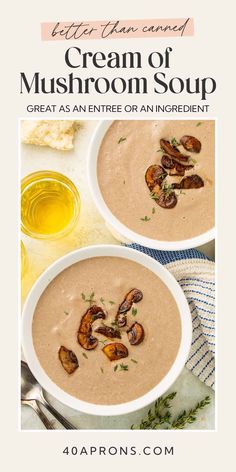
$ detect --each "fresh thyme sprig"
[131,392,211,430]
[169,396,211,430]
[131,392,176,429]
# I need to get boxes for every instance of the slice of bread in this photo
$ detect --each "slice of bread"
[21,120,80,151]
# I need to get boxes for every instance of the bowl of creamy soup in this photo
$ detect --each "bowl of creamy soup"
[88,120,215,250]
[22,245,192,416]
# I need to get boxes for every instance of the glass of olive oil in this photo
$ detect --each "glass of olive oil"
[21,171,80,239]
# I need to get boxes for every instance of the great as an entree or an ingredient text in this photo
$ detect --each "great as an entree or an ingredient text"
[102,342,129,361]
[58,346,79,374]
[77,305,106,350]
[116,288,143,327]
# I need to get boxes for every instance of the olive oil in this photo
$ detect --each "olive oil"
[21,171,80,239]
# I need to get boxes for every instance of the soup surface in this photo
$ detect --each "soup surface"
[97,120,215,241]
[32,256,181,405]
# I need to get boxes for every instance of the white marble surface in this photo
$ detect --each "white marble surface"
[21,120,215,430]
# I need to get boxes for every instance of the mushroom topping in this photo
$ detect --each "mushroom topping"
[161,154,175,169]
[127,322,145,345]
[162,154,194,173]
[151,183,162,199]
[157,189,178,209]
[77,332,99,350]
[180,135,201,153]
[160,139,189,162]
[58,346,79,374]
[115,312,127,329]
[77,305,106,350]
[95,325,121,339]
[172,175,204,190]
[169,162,194,177]
[78,305,106,333]
[169,163,185,177]
[102,342,128,361]
[116,289,143,327]
[145,165,167,191]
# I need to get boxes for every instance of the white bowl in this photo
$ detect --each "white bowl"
[88,120,215,251]
[22,245,192,416]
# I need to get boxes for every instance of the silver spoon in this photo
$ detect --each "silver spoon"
[21,360,76,429]
[21,399,55,429]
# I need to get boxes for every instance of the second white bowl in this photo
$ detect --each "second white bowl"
[88,120,215,251]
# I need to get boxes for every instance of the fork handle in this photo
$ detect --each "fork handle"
[25,400,55,429]
[39,398,76,429]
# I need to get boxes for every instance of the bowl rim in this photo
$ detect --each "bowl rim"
[87,119,215,251]
[22,244,192,416]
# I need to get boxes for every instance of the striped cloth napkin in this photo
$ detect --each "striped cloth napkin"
[125,244,215,390]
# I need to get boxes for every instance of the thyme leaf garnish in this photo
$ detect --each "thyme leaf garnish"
[171,137,180,147]
[170,396,211,429]
[118,137,126,144]
[162,183,174,198]
[99,339,107,346]
[81,291,96,306]
[132,307,137,316]
[150,191,159,200]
